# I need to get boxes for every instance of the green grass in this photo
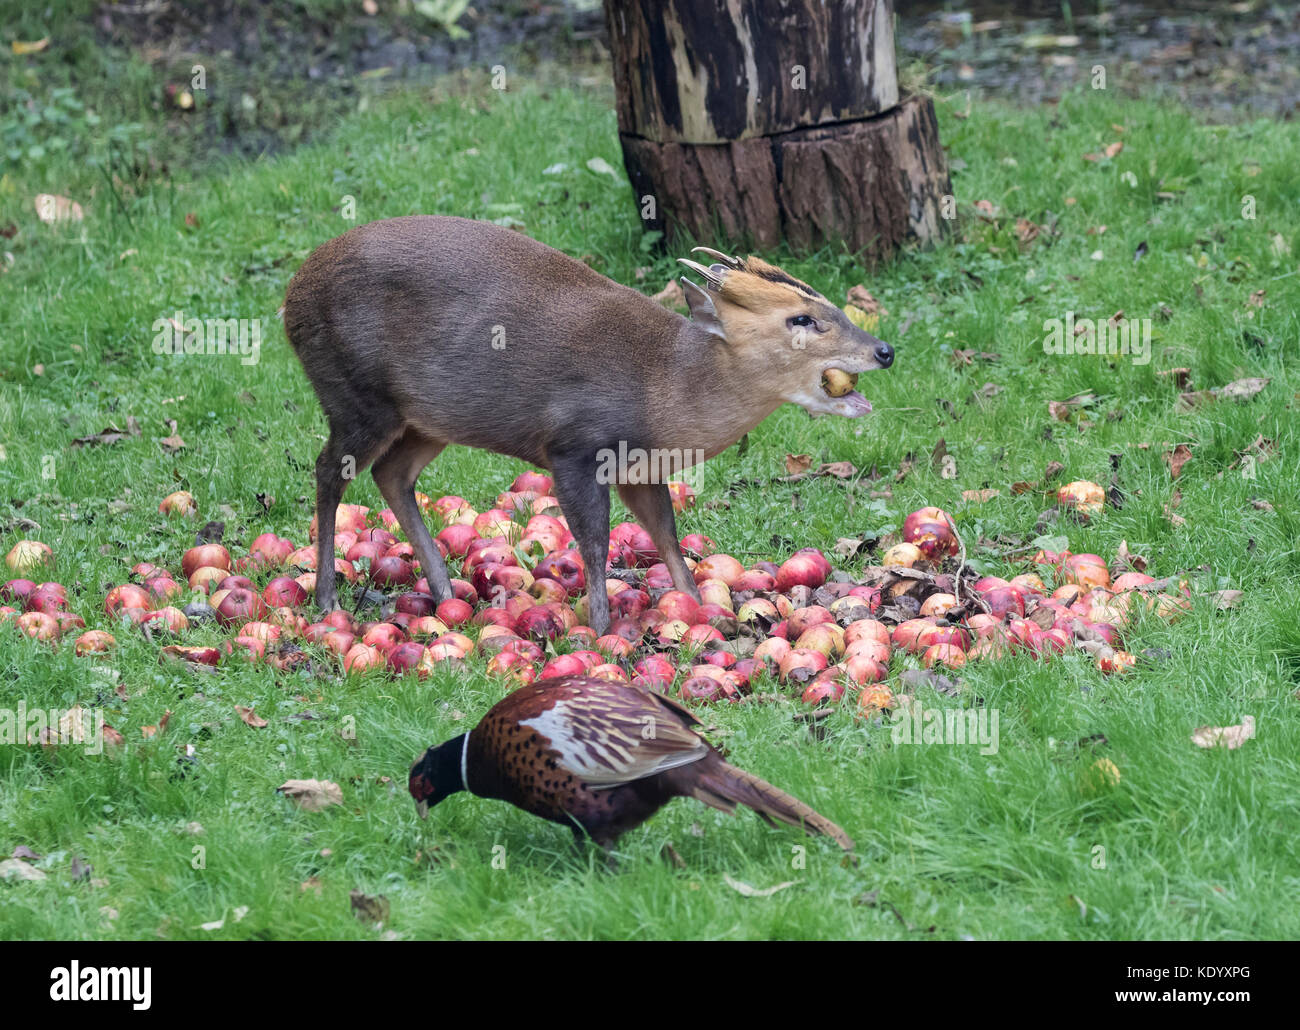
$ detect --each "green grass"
[1,71,1299,940]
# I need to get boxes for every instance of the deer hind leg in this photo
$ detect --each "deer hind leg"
[315,419,403,611]
[550,450,612,635]
[371,428,454,602]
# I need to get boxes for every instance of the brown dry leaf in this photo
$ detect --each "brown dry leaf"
[1164,489,1186,527]
[1010,480,1036,495]
[961,488,999,502]
[71,426,130,448]
[1048,401,1073,421]
[1211,590,1244,610]
[1233,435,1276,467]
[1163,444,1193,479]
[141,709,173,739]
[938,455,958,480]
[783,453,813,477]
[301,876,323,895]
[973,382,1003,403]
[1246,290,1266,309]
[159,420,186,453]
[723,873,797,898]
[1115,540,1148,573]
[277,779,343,812]
[34,193,84,223]
[235,705,268,729]
[846,285,884,315]
[102,725,125,751]
[819,461,856,479]
[1158,368,1192,390]
[1191,715,1255,750]
[1043,461,1065,482]
[12,38,50,54]
[1014,218,1040,245]
[894,453,915,483]
[652,280,686,311]
[1104,141,1124,159]
[974,199,998,220]
[951,349,1000,367]
[184,212,200,229]
[833,537,864,560]
[349,888,390,924]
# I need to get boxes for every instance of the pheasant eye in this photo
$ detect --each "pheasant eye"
[791,315,815,328]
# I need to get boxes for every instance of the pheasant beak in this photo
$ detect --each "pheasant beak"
[415,799,429,820]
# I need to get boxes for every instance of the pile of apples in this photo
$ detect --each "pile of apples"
[2,474,1191,717]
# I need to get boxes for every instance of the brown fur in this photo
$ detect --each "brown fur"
[284,216,892,634]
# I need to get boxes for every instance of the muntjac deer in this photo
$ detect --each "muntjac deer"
[284,215,893,635]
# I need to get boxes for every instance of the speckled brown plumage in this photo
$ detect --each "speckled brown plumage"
[409,676,852,850]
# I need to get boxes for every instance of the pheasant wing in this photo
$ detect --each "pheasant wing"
[518,687,708,788]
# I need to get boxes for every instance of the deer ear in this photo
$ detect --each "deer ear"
[680,278,727,339]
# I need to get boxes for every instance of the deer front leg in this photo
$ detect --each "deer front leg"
[616,482,700,600]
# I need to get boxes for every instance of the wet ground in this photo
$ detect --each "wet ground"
[896,1,1300,121]
[85,0,1300,166]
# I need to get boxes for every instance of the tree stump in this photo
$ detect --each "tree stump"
[602,0,951,261]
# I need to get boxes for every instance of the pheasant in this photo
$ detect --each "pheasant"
[408,676,853,850]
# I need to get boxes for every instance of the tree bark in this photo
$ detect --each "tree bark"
[603,0,951,259]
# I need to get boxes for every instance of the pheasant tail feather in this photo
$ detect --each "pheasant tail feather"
[687,760,853,851]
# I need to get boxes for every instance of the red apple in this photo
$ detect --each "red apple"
[105,583,152,617]
[181,544,231,579]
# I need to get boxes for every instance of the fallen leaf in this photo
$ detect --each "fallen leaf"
[1211,590,1244,610]
[1104,141,1124,159]
[1014,218,1040,245]
[846,285,884,315]
[159,420,186,453]
[833,537,864,560]
[277,779,343,812]
[1163,444,1193,479]
[200,917,225,931]
[71,426,130,448]
[1218,377,1269,402]
[350,888,390,924]
[0,859,46,881]
[783,453,813,477]
[961,488,999,502]
[652,280,686,310]
[11,846,40,861]
[12,38,50,54]
[723,873,796,898]
[938,455,958,480]
[1191,715,1255,750]
[235,705,268,729]
[1246,290,1266,309]
[585,157,620,179]
[1158,368,1191,390]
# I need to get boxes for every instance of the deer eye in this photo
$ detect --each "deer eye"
[791,315,816,328]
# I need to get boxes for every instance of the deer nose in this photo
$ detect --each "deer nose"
[874,342,894,368]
